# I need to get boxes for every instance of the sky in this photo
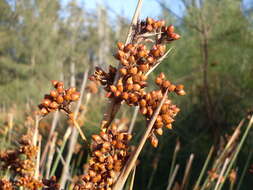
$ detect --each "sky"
[62,0,185,19]
[62,0,253,20]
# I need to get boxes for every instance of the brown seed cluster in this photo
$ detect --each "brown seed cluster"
[0,134,37,176]
[38,80,80,116]
[0,133,60,190]
[139,17,181,41]
[0,179,13,190]
[74,124,132,190]
[90,18,184,147]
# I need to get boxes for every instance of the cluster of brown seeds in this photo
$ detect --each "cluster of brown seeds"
[75,124,132,190]
[0,134,37,176]
[15,176,42,190]
[139,17,180,41]
[0,179,13,190]
[90,18,185,147]
[38,80,80,116]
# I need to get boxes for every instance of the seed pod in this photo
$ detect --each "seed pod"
[150,134,158,148]
[176,84,184,91]
[88,170,96,177]
[120,58,129,66]
[82,174,90,182]
[42,99,51,107]
[133,84,141,91]
[100,132,109,141]
[146,17,154,25]
[56,81,64,88]
[102,142,111,149]
[165,124,172,129]
[128,55,135,64]
[64,94,71,101]
[94,150,102,158]
[119,68,127,75]
[139,64,149,72]
[92,135,103,143]
[51,80,58,87]
[57,86,64,93]
[162,80,171,88]
[92,174,101,183]
[124,44,134,53]
[71,92,80,101]
[49,101,58,109]
[115,50,125,60]
[170,33,181,40]
[126,77,133,85]
[40,107,48,115]
[109,85,117,93]
[109,170,116,178]
[168,84,176,92]
[140,99,147,107]
[50,90,58,98]
[167,25,175,34]
[56,95,64,104]
[147,107,154,116]
[156,128,163,136]
[117,42,124,50]
[84,182,93,189]
[177,90,186,96]
[138,50,147,58]
[140,107,148,115]
[129,67,138,75]
[146,24,153,32]
[114,90,121,97]
[155,77,163,86]
[107,178,113,186]
[121,92,129,100]
[151,48,160,57]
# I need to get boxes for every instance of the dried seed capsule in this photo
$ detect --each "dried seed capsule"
[42,99,51,107]
[166,124,172,129]
[156,128,163,136]
[119,68,127,75]
[121,92,129,100]
[71,92,80,101]
[114,90,121,97]
[147,56,155,64]
[167,25,175,34]
[128,55,135,64]
[133,84,141,91]
[109,85,117,93]
[40,107,48,115]
[56,95,64,104]
[150,134,158,148]
[117,42,124,50]
[51,80,58,87]
[177,90,186,96]
[115,50,126,60]
[140,99,147,107]
[56,81,64,88]
[168,84,176,92]
[92,174,101,183]
[49,101,59,109]
[146,17,154,25]
[102,142,111,149]
[155,77,163,86]
[139,64,149,72]
[64,94,71,101]
[120,59,129,66]
[152,49,161,57]
[124,44,134,53]
[50,90,58,98]
[129,67,138,75]
[162,80,171,88]
[146,24,153,32]
[176,84,184,90]
[57,86,64,93]
[170,33,181,40]
[92,135,103,143]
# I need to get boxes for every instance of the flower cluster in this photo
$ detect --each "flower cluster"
[75,124,132,190]
[38,80,80,116]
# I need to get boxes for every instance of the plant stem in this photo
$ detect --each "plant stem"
[113,89,169,190]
